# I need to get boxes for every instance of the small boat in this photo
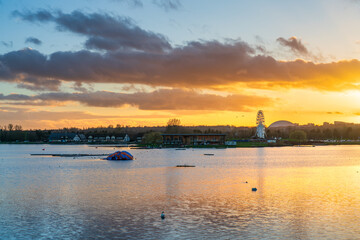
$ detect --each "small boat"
[105,151,134,160]
[204,153,214,156]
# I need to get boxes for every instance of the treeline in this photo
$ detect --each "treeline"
[266,126,360,140]
[0,124,50,142]
[1,120,360,143]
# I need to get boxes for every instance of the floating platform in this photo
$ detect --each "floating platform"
[176,165,195,167]
[31,154,108,157]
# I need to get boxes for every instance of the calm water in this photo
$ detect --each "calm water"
[1,144,360,239]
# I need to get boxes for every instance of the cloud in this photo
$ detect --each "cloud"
[152,0,181,11]
[326,111,343,115]
[25,37,42,45]
[0,89,272,111]
[0,105,174,129]
[111,0,143,7]
[1,40,360,91]
[1,41,13,48]
[13,10,171,52]
[3,10,360,92]
[16,76,61,91]
[111,0,181,10]
[0,107,111,121]
[277,36,308,55]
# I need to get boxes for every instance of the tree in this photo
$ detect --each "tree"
[165,118,182,133]
[333,129,340,139]
[167,118,181,127]
[15,125,22,131]
[8,124,13,131]
[289,130,307,142]
[142,132,163,145]
[323,128,332,139]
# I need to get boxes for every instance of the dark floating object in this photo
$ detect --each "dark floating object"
[105,151,134,161]
[161,211,165,219]
[252,188,258,192]
[204,154,214,156]
[176,165,195,167]
[245,181,248,183]
[176,148,186,150]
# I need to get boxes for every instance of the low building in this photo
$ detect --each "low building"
[162,134,226,145]
[225,140,237,146]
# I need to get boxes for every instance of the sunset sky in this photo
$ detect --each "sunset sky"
[1,0,360,129]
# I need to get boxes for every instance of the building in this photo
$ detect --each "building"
[225,140,237,146]
[49,132,86,142]
[162,134,226,145]
[268,120,296,128]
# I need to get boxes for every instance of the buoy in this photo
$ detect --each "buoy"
[42,148,45,151]
[252,188,257,192]
[161,211,165,219]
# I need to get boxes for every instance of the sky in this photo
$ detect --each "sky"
[0,0,360,129]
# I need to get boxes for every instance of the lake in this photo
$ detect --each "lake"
[0,144,360,239]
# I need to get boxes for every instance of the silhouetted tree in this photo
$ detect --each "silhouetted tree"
[289,130,307,142]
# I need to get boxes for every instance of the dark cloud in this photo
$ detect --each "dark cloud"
[277,36,308,55]
[13,10,171,52]
[3,10,360,92]
[17,76,61,91]
[12,9,54,22]
[152,0,181,11]
[25,37,42,45]
[1,40,360,91]
[0,89,272,111]
[1,41,13,48]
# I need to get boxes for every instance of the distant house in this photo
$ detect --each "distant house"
[73,135,81,142]
[49,132,82,142]
[99,137,105,141]
[123,134,130,142]
[162,134,226,145]
[78,134,86,141]
[115,134,130,142]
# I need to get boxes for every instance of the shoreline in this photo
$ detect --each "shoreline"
[1,142,360,148]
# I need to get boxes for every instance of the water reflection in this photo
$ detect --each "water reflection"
[0,145,360,239]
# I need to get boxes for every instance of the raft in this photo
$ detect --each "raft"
[105,151,134,160]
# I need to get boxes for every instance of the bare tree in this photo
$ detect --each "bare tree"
[167,118,181,127]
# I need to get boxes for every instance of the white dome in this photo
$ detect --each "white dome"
[268,120,295,128]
